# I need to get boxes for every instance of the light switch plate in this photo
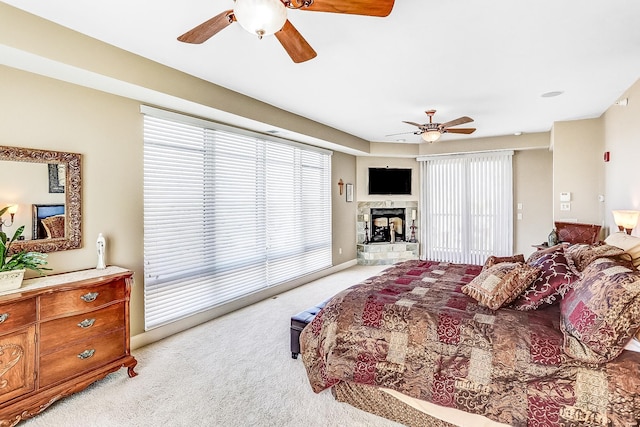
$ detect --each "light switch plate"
[560,192,571,202]
[560,202,571,211]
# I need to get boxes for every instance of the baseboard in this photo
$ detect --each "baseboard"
[130,259,357,350]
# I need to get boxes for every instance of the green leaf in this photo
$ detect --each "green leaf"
[10,226,24,243]
[0,223,49,275]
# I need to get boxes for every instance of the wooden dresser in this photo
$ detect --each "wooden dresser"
[0,266,137,426]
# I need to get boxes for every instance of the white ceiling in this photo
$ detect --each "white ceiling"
[4,0,640,146]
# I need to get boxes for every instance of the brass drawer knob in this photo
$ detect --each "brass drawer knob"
[77,318,96,329]
[80,292,99,303]
[77,349,96,360]
[0,313,9,323]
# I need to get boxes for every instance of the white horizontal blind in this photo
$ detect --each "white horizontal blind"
[419,151,513,264]
[143,112,332,330]
[265,145,332,285]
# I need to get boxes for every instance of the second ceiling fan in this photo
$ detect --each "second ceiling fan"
[401,110,476,143]
[177,0,395,63]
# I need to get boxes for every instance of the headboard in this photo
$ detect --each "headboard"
[555,221,602,245]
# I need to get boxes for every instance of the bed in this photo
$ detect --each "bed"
[300,239,640,426]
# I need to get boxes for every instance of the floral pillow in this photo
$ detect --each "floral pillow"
[560,257,640,363]
[564,243,627,272]
[511,248,580,311]
[482,254,525,270]
[462,262,540,311]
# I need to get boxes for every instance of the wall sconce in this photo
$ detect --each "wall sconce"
[338,179,344,195]
[612,209,640,234]
[0,205,18,233]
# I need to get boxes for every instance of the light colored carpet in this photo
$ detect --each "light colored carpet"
[24,264,404,427]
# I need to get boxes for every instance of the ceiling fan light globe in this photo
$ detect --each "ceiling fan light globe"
[421,130,441,143]
[234,0,287,38]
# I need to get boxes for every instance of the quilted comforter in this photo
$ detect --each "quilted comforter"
[300,260,640,426]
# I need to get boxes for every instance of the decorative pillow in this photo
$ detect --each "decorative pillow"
[560,257,640,363]
[564,243,627,272]
[482,254,525,270]
[605,232,640,268]
[462,262,540,310]
[511,248,580,311]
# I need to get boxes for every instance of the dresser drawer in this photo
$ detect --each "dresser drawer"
[39,329,126,387]
[39,303,125,354]
[39,279,126,319]
[0,298,36,332]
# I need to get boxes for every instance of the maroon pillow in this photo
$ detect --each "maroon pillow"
[560,257,640,363]
[511,248,580,311]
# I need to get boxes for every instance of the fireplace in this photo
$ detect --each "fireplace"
[370,208,405,243]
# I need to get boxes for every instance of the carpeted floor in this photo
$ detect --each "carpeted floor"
[24,264,404,427]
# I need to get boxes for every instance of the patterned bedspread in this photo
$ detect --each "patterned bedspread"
[300,260,640,426]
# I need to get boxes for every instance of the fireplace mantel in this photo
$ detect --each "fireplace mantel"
[357,242,419,265]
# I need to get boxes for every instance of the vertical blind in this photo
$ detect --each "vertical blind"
[142,108,332,330]
[418,151,513,265]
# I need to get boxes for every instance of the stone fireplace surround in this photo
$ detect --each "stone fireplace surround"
[357,201,419,265]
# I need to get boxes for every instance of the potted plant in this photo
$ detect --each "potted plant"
[0,206,51,291]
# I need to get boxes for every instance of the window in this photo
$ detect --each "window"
[142,107,332,330]
[418,151,513,264]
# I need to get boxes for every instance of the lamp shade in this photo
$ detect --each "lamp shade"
[7,205,18,215]
[612,209,640,233]
[234,0,287,38]
[421,130,441,143]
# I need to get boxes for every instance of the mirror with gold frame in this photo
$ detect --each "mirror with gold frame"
[0,145,81,254]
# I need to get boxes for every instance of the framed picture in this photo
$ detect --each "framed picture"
[32,204,65,239]
[48,163,65,193]
[346,183,354,202]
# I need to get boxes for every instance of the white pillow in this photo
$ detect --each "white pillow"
[605,231,640,268]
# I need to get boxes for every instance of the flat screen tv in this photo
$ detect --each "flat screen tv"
[368,168,411,195]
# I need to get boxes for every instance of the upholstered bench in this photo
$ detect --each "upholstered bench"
[290,299,329,359]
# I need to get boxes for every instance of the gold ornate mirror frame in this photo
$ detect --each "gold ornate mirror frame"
[0,145,82,254]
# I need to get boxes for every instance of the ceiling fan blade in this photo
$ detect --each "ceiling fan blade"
[444,128,476,134]
[275,20,317,63]
[440,116,474,129]
[402,121,425,128]
[297,0,395,17]
[177,10,235,44]
[385,131,418,137]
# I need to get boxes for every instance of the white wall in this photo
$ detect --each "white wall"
[603,78,640,236]
[513,149,553,257]
[551,118,605,227]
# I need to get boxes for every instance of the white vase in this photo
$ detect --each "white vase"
[96,233,106,270]
[0,269,26,292]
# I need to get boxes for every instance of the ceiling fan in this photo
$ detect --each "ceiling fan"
[397,110,476,143]
[177,0,395,63]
